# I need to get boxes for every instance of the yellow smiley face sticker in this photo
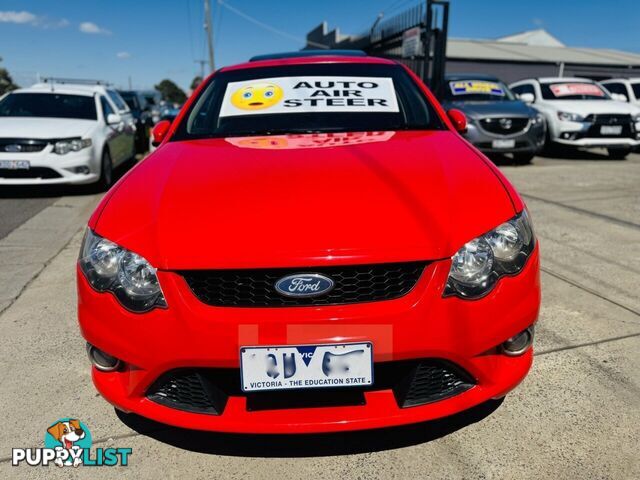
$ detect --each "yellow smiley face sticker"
[230,82,284,110]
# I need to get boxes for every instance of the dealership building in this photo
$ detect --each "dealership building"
[305,24,640,83]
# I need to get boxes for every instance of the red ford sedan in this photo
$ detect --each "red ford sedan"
[77,52,540,433]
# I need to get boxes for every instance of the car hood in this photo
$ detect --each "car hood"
[0,117,96,139]
[94,131,517,269]
[542,99,640,115]
[443,100,534,119]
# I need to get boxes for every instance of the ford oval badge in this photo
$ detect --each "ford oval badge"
[275,273,335,298]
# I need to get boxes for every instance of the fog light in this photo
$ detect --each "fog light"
[74,166,90,174]
[501,327,534,356]
[86,343,121,372]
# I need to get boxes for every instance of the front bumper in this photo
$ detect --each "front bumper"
[78,247,541,433]
[552,118,640,147]
[0,147,98,185]
[463,120,545,154]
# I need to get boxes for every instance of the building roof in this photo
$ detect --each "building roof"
[306,23,640,68]
[447,30,640,67]
[496,29,565,47]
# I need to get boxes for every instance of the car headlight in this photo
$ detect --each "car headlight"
[531,113,544,125]
[557,111,585,122]
[444,210,535,299]
[54,138,92,155]
[79,229,166,312]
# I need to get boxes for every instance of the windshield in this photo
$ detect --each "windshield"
[0,93,97,120]
[443,79,515,102]
[541,82,610,100]
[119,92,140,110]
[173,63,444,140]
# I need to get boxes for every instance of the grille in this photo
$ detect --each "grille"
[479,117,529,135]
[393,360,475,408]
[584,114,632,125]
[147,370,228,414]
[146,360,474,415]
[180,262,426,307]
[0,167,61,179]
[0,139,47,153]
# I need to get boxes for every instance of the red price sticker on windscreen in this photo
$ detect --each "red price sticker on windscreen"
[549,83,604,97]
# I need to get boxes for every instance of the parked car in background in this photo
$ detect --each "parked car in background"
[118,90,152,154]
[511,77,640,159]
[141,90,163,124]
[599,78,640,106]
[440,74,545,164]
[0,80,135,188]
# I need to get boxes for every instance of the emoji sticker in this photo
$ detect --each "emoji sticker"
[230,82,284,110]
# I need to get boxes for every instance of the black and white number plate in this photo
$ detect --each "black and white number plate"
[240,342,373,392]
[0,160,30,170]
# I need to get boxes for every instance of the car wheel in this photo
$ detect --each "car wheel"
[607,146,631,159]
[512,152,534,165]
[96,149,113,191]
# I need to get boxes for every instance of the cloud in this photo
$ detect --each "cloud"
[0,10,38,24]
[53,18,70,28]
[0,11,70,29]
[116,51,131,59]
[79,21,111,35]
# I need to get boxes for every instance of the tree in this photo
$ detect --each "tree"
[0,57,18,96]
[154,79,187,104]
[190,76,203,91]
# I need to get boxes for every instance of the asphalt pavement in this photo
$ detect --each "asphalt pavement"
[0,152,638,479]
[0,195,58,240]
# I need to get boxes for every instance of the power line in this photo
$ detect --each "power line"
[185,0,195,60]
[217,0,329,49]
[214,0,224,45]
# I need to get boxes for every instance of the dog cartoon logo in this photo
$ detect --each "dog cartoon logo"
[45,418,92,467]
[230,82,284,110]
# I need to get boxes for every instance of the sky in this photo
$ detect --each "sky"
[1,0,639,92]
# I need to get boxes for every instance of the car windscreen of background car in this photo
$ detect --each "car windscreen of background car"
[444,80,515,102]
[541,82,610,100]
[174,63,444,139]
[0,93,97,120]
[120,92,140,111]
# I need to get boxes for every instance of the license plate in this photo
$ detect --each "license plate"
[240,342,373,392]
[0,160,30,170]
[600,125,622,135]
[492,139,516,149]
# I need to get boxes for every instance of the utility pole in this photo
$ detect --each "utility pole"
[204,0,215,72]
[128,75,132,90]
[194,60,207,79]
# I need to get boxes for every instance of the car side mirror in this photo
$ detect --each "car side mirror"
[151,120,171,147]
[611,93,628,102]
[106,113,122,125]
[518,93,535,104]
[446,109,467,134]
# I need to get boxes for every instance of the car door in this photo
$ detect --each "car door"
[107,89,135,159]
[100,95,126,164]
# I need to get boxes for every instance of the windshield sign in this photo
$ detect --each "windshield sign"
[175,63,443,139]
[449,80,505,97]
[549,83,605,98]
[220,76,399,117]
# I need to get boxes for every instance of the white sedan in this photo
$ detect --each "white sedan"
[0,82,135,187]
[510,77,640,159]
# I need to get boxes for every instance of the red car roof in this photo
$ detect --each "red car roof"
[219,55,398,73]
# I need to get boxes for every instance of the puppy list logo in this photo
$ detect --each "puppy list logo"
[11,418,132,467]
